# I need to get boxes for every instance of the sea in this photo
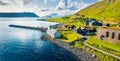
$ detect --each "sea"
[0,13,78,61]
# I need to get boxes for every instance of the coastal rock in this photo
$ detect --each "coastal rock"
[44,33,99,61]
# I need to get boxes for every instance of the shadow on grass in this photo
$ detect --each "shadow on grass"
[57,34,68,40]
[58,30,71,31]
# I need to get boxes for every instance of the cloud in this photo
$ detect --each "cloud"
[0,0,11,6]
[0,0,33,7]
[13,0,33,7]
[68,0,71,3]
[51,0,55,2]
[68,1,90,10]
[55,0,90,11]
[0,0,36,12]
[44,0,56,5]
[44,0,47,5]
[0,0,97,18]
[21,0,33,6]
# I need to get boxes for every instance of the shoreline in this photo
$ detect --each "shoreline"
[44,33,99,61]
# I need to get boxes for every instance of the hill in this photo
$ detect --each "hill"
[77,0,120,22]
[0,12,39,17]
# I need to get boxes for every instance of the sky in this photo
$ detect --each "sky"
[38,0,98,9]
[0,0,98,17]
[0,0,98,11]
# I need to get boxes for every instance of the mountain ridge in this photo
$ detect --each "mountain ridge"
[0,12,39,17]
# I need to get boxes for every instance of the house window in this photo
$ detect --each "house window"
[118,34,120,40]
[106,32,109,37]
[112,32,115,39]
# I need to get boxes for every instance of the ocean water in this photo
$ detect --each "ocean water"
[0,18,78,61]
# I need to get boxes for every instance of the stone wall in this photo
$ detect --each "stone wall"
[97,27,120,44]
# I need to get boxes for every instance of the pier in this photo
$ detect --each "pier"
[9,24,48,32]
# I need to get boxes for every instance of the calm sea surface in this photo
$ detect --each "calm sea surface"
[0,18,78,61]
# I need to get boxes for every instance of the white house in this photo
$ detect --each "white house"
[56,24,64,28]
[51,24,64,29]
[47,29,61,38]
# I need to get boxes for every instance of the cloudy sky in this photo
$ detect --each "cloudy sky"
[0,0,97,15]
[39,0,98,9]
[0,0,98,12]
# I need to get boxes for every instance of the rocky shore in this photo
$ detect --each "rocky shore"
[44,33,99,61]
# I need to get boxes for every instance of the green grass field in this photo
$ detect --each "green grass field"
[87,36,120,56]
[46,17,84,27]
[57,28,81,43]
[72,39,119,61]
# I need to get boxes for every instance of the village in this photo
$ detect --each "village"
[7,14,120,61]
[47,16,120,44]
[45,15,120,61]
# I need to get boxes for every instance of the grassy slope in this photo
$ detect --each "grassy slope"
[73,40,119,61]
[78,0,120,22]
[46,17,84,27]
[87,36,120,56]
[57,28,81,43]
